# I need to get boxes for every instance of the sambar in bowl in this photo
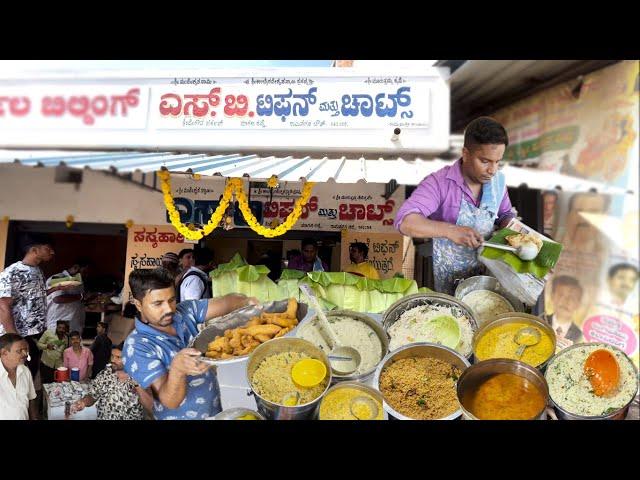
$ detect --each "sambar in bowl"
[457,359,549,420]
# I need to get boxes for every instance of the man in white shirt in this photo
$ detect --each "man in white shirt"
[0,333,39,420]
[177,248,213,302]
[46,259,91,334]
[599,263,639,311]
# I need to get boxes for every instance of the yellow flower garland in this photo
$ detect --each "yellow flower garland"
[159,170,233,241]
[230,178,315,238]
[158,171,315,239]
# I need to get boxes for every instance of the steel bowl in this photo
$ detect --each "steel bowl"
[295,310,389,383]
[209,408,266,420]
[454,275,524,326]
[456,359,549,420]
[246,337,332,420]
[316,381,388,420]
[472,312,557,370]
[545,342,640,420]
[191,300,311,366]
[382,292,479,359]
[373,342,470,420]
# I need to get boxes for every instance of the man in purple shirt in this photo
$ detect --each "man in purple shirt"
[288,238,329,273]
[395,117,515,294]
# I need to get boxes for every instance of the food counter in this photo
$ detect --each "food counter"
[209,289,639,421]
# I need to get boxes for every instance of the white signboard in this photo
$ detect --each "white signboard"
[0,86,149,129]
[169,174,404,234]
[152,78,430,130]
[0,68,449,154]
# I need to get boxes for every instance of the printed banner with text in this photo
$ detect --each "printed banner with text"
[168,174,404,234]
[122,224,190,306]
[340,231,405,279]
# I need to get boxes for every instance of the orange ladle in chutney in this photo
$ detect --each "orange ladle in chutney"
[584,349,620,397]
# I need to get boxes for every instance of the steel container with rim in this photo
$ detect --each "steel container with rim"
[246,337,332,420]
[456,358,549,420]
[373,342,471,420]
[295,309,389,383]
[545,342,639,420]
[472,312,557,370]
[382,292,479,359]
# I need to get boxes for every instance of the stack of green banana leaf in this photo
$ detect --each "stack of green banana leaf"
[209,254,430,313]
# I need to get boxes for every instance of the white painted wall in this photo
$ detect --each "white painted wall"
[0,164,166,224]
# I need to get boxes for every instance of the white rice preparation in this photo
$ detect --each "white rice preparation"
[461,289,514,326]
[388,304,474,356]
[297,315,384,376]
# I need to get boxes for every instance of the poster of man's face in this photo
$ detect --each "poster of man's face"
[551,276,583,325]
[608,264,640,305]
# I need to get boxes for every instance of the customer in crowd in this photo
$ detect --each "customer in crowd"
[90,321,112,379]
[0,333,39,420]
[344,242,380,279]
[72,342,153,420]
[161,252,181,283]
[63,331,94,382]
[178,248,194,272]
[288,238,328,273]
[36,320,69,385]
[45,259,91,334]
[0,234,71,381]
[123,267,256,419]
[177,248,213,302]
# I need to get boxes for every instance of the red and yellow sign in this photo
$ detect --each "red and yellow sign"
[340,231,405,279]
[121,224,192,305]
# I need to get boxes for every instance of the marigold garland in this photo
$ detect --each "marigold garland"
[158,171,315,239]
[159,169,233,240]
[230,178,315,238]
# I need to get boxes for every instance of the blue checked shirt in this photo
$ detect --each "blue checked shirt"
[122,300,221,420]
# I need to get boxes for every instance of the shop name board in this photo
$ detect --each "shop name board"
[156,84,423,129]
[0,86,148,129]
[168,176,405,234]
[0,68,450,153]
[0,83,426,129]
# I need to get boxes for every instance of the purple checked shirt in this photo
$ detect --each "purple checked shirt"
[394,159,515,232]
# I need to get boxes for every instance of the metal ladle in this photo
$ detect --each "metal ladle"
[514,326,541,358]
[282,391,300,406]
[350,395,380,420]
[299,284,361,375]
[481,241,539,261]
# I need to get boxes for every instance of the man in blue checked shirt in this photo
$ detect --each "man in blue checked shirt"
[123,268,257,420]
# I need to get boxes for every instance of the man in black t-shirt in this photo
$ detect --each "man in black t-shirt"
[90,321,112,379]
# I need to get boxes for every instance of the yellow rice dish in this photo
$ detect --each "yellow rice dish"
[251,351,329,405]
[319,387,384,420]
[474,322,554,367]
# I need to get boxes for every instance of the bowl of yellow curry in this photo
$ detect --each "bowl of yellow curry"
[472,313,556,370]
[456,359,549,420]
[316,382,387,420]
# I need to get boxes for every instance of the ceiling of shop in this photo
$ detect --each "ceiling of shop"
[0,150,630,195]
[435,60,618,131]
